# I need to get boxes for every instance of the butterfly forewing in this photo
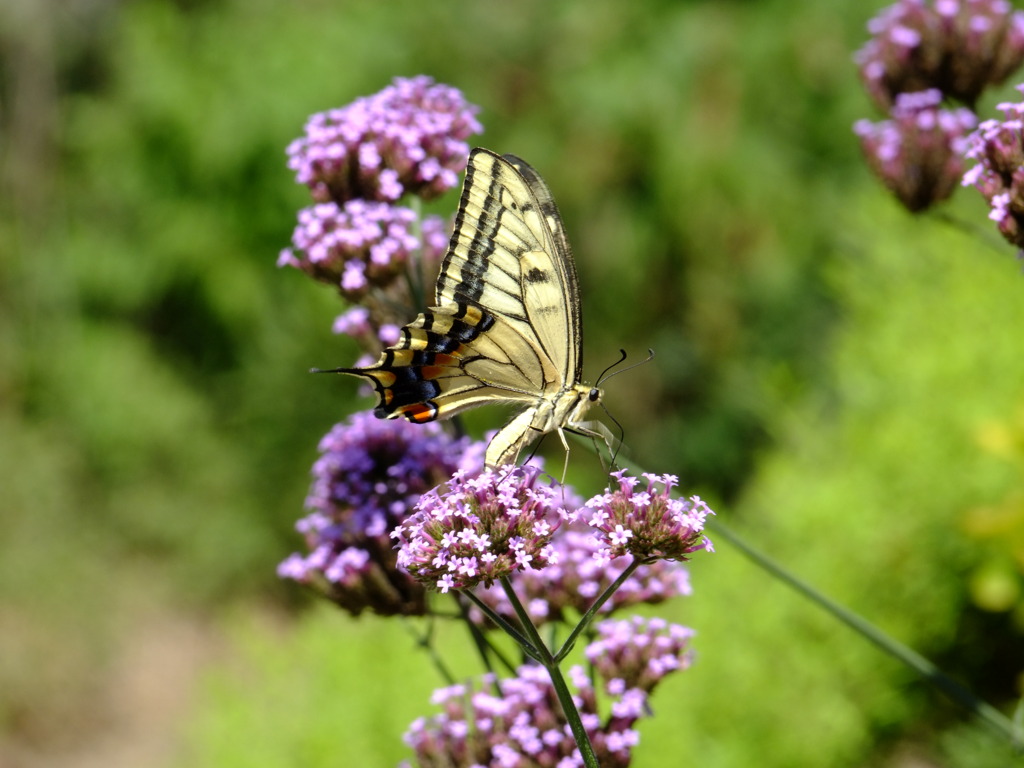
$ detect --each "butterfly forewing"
[436,150,583,389]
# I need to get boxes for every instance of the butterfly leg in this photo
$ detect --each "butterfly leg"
[555,427,573,486]
[567,420,619,468]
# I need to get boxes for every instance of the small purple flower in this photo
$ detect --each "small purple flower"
[286,75,482,204]
[400,617,695,768]
[278,411,481,616]
[322,212,450,355]
[854,89,977,212]
[471,524,694,628]
[378,323,401,346]
[577,470,713,563]
[584,616,695,694]
[393,466,573,592]
[963,86,1024,247]
[332,306,372,338]
[279,200,446,301]
[856,0,1024,110]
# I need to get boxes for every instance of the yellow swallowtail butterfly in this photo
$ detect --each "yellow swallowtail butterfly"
[330,147,607,468]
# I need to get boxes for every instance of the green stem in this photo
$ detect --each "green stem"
[452,592,497,676]
[399,616,455,685]
[554,558,643,663]
[497,577,551,663]
[707,516,1021,748]
[546,661,601,768]
[461,587,541,663]
[497,577,601,768]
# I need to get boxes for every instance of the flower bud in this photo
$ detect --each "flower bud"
[855,89,977,212]
[856,0,1024,110]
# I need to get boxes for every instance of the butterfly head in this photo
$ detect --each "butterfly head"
[568,383,602,421]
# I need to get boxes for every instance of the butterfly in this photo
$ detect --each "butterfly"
[329,147,610,469]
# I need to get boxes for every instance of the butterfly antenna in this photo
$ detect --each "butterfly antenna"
[596,348,655,386]
[595,349,627,385]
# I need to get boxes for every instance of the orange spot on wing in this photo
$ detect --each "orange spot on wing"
[402,403,438,423]
[420,366,443,380]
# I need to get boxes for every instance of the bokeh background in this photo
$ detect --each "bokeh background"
[3,0,1023,766]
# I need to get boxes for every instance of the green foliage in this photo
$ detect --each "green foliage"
[643,193,1024,767]
[3,0,1022,764]
[178,607,445,768]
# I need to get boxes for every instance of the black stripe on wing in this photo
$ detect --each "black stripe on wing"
[437,154,499,306]
[436,152,532,322]
[402,305,496,354]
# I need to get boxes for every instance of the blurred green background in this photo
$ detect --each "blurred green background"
[3,0,1023,766]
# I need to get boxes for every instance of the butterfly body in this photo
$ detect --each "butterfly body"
[332,148,605,468]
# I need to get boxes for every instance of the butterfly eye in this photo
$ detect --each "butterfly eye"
[589,387,601,402]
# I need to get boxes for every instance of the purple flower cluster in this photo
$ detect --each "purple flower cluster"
[856,0,1024,110]
[280,76,481,353]
[963,87,1024,247]
[576,470,713,563]
[278,411,481,616]
[853,1,1024,214]
[331,306,402,351]
[854,89,977,212]
[393,466,713,601]
[401,617,694,768]
[286,75,482,204]
[392,466,573,593]
[472,525,693,628]
[584,616,695,694]
[278,200,448,302]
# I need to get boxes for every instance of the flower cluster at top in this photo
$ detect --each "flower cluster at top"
[279,76,483,353]
[574,470,713,563]
[400,616,694,768]
[854,89,977,212]
[392,465,572,593]
[286,75,482,204]
[277,200,449,304]
[963,87,1024,247]
[853,1,1024,215]
[278,411,482,616]
[856,0,1024,110]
